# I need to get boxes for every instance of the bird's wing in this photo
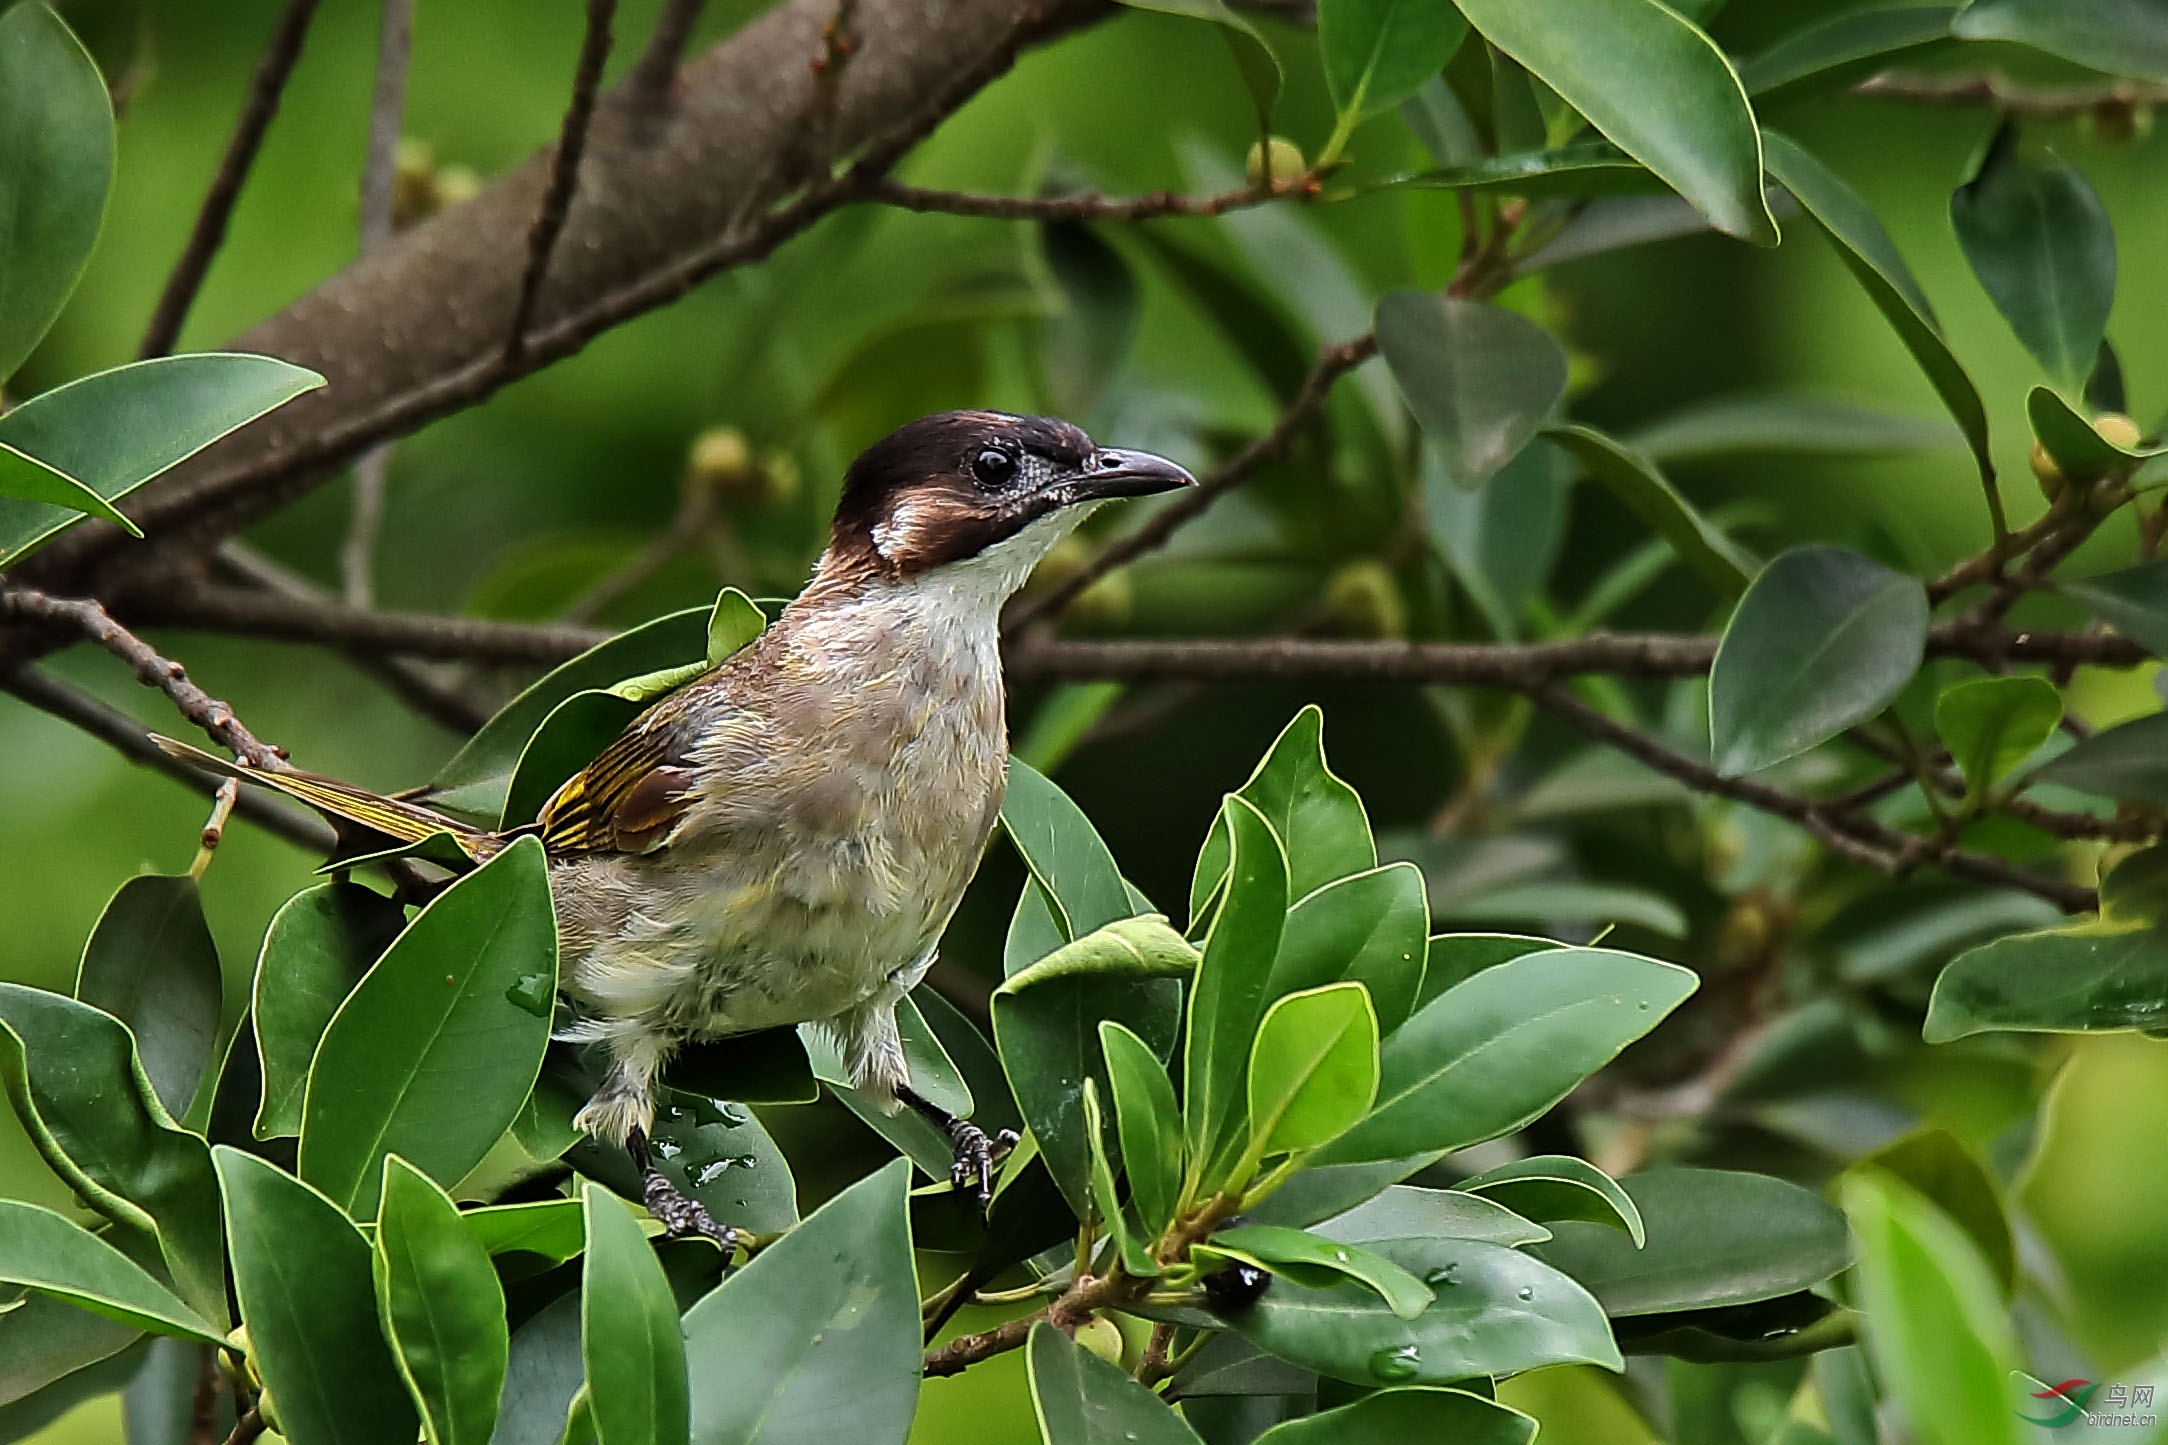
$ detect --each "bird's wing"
[537,675,731,856]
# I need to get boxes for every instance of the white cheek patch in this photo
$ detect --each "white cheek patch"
[870,498,930,563]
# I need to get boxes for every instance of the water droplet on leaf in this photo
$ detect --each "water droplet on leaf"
[1368,1344,1420,1382]
[1517,1286,1534,1301]
[504,973,554,1016]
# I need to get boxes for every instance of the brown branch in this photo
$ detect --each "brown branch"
[1857,69,2168,118]
[864,176,1291,222]
[128,584,608,665]
[0,588,290,770]
[627,0,709,119]
[137,0,322,359]
[221,1406,266,1445]
[1003,333,1380,637]
[924,1273,1125,1378]
[507,0,620,365]
[0,669,334,852]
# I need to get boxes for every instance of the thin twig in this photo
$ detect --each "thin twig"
[183,1343,220,1445]
[222,1406,265,1445]
[341,447,393,606]
[138,0,323,359]
[864,176,1292,222]
[626,0,708,120]
[508,0,619,364]
[1856,69,2168,118]
[189,780,240,879]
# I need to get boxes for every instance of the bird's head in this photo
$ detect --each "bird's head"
[813,411,1193,599]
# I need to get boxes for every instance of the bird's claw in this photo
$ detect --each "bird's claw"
[943,1122,1019,1210]
[643,1169,739,1255]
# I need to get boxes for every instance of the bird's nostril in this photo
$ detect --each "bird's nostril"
[1097,452,1123,469]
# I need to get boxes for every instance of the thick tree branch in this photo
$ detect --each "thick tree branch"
[137,0,323,359]
[129,585,608,665]
[508,0,619,364]
[627,0,710,119]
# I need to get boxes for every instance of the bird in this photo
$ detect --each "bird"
[157,411,1193,1248]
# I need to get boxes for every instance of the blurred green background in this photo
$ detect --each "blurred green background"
[6,0,2167,1439]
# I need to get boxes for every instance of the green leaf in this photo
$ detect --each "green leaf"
[1315,947,1697,1165]
[1450,0,1777,243]
[2063,560,2168,658]
[1245,983,1379,1163]
[1626,392,1959,465]
[604,589,764,704]
[1924,918,2168,1040]
[1190,706,1374,924]
[1202,1224,1431,1319]
[664,1027,819,1108]
[1530,1167,1850,1315]
[1709,545,1928,775]
[456,1198,583,1265]
[1100,1019,1183,1235]
[1950,124,2115,390]
[1761,132,1992,481]
[1081,1078,1156,1277]
[493,1289,585,1445]
[1378,142,1656,199]
[1027,1321,1203,1445]
[1220,1237,1621,1384]
[1543,423,1755,598]
[374,1158,508,1445]
[0,1,111,383]
[1003,759,1136,943]
[994,918,1192,1216]
[1952,0,2168,86]
[75,875,220,1119]
[2030,711,2168,804]
[0,985,225,1322]
[253,882,407,1140]
[1319,0,1468,129]
[426,605,709,810]
[500,690,643,830]
[1041,222,1141,419]
[4,1332,151,1438]
[565,1085,798,1238]
[1932,675,2061,801]
[1435,882,1689,941]
[1185,796,1290,1189]
[1315,1184,1553,1248]
[1377,292,1568,492]
[2028,384,2160,478]
[581,1182,689,1445]
[1457,1156,1644,1245]
[805,993,975,1180]
[1738,7,1956,100]
[1251,1386,1537,1445]
[0,441,138,532]
[0,1200,219,1342]
[1005,878,1070,979]
[0,1292,138,1414]
[682,1160,919,1442]
[1850,1128,2015,1294]
[1113,0,1282,124]
[300,837,557,1218]
[1841,1171,2022,1445]
[1246,1155,1447,1229]
[1414,932,1563,1012]
[215,1148,419,1445]
[1425,442,1572,643]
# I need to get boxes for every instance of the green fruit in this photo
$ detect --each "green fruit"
[2094,412,2143,452]
[1075,1315,1126,1366]
[1245,136,1306,191]
[1325,560,1407,638]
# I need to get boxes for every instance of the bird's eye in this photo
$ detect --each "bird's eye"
[972,448,1017,488]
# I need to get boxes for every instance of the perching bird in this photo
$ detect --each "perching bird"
[158,412,1192,1246]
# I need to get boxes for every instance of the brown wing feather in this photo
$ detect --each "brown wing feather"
[537,674,735,855]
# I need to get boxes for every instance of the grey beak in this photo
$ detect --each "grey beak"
[1066,448,1197,503]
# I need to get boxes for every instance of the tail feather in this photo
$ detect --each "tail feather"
[151,736,500,861]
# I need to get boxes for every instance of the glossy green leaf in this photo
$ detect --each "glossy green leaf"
[806,993,974,1180]
[0,985,224,1322]
[1951,125,2115,390]
[1739,7,1956,99]
[460,1198,583,1264]
[215,1148,419,1445]
[493,1289,585,1445]
[1627,392,1958,464]
[1378,292,1568,491]
[0,1,111,382]
[1531,1167,1850,1315]
[1710,545,1928,775]
[0,1292,139,1414]
[1435,881,1689,940]
[1319,0,1467,129]
[253,883,409,1140]
[75,875,220,1119]
[682,1160,919,1443]
[2028,384,2160,478]
[1414,932,1563,1012]
[1952,0,2168,86]
[1190,706,1373,926]
[375,1158,508,1445]
[1851,1128,2015,1294]
[1762,132,1992,480]
[1425,441,1572,643]
[1203,1224,1431,1318]
[1115,0,1280,122]
[300,837,557,1218]
[1544,423,1754,597]
[2063,560,2168,658]
[1100,1019,1182,1235]
[605,589,764,704]
[1841,1171,2022,1445]
[1027,1321,1202,1445]
[565,1085,798,1238]
[0,1200,219,1342]
[1003,759,1136,944]
[1252,1386,1536,1445]
[0,441,138,531]
[1924,918,2168,1040]
[1220,1236,1621,1384]
[1379,141,1656,199]
[1932,675,2061,801]
[1005,878,1070,978]
[1081,1079,1157,1277]
[0,354,326,568]
[499,690,643,830]
[1264,867,1427,1039]
[1451,0,1776,243]
[994,918,1191,1216]
[1245,983,1378,1163]
[2030,711,2168,804]
[581,1183,688,1445]
[1185,797,1289,1189]
[664,1027,819,1109]
[1456,1156,1642,1244]
[1315,947,1697,1165]
[1315,1184,1552,1248]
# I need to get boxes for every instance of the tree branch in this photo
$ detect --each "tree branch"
[508,0,619,364]
[627,0,709,119]
[864,175,1294,222]
[137,0,323,359]
[128,584,608,665]
[1856,69,2168,118]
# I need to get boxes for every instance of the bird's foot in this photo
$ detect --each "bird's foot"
[941,1118,1020,1209]
[641,1168,739,1254]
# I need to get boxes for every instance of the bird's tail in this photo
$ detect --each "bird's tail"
[152,736,502,862]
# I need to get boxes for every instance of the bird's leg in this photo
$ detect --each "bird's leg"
[627,1126,739,1254]
[896,1083,1018,1208]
